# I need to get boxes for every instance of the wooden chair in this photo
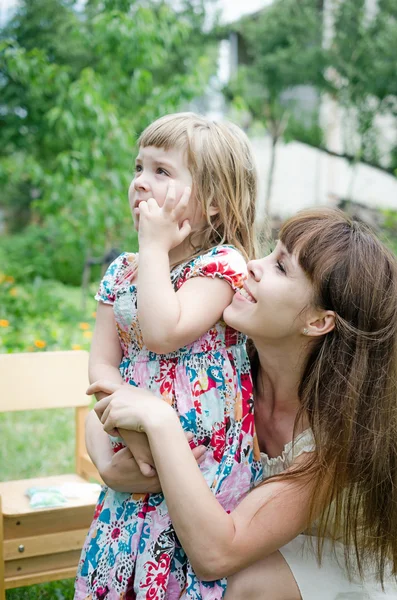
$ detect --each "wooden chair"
[0,351,101,599]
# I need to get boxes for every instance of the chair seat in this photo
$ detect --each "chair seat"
[0,473,100,516]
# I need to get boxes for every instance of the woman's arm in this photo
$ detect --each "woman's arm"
[86,407,206,494]
[91,383,317,581]
[85,409,162,493]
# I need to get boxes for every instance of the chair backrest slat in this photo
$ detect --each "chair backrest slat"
[0,351,90,413]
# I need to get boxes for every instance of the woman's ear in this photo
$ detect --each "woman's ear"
[304,310,335,337]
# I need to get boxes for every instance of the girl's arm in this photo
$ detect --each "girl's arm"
[138,259,234,354]
[89,301,124,400]
[137,183,235,354]
[91,383,317,581]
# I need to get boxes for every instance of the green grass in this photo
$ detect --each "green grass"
[6,579,75,599]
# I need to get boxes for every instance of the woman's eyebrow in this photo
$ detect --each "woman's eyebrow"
[278,249,294,268]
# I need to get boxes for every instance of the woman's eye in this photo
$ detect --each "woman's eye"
[276,260,286,274]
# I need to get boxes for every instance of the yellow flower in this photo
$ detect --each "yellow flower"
[5,276,15,284]
[34,340,46,349]
[9,287,18,297]
[83,331,93,339]
[0,274,5,284]
[91,311,97,318]
[79,322,90,330]
[0,319,9,327]
[72,344,82,350]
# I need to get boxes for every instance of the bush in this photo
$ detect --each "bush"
[0,272,97,354]
[0,223,137,286]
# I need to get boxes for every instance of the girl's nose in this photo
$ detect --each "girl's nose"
[247,259,262,281]
[134,173,150,192]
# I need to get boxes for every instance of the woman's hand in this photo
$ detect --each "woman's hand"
[88,380,172,434]
[100,446,162,493]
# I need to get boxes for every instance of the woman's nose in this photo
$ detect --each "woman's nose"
[247,259,262,281]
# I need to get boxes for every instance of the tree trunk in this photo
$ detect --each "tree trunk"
[264,133,278,217]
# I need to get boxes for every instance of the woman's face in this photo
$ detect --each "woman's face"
[224,241,314,342]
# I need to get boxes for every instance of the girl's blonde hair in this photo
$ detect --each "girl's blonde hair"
[138,112,258,261]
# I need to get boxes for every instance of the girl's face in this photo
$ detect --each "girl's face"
[224,241,314,342]
[128,145,202,231]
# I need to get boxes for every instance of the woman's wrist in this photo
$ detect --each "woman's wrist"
[143,400,177,434]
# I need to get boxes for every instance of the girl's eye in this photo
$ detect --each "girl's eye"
[156,167,169,176]
[135,164,142,173]
[276,260,286,274]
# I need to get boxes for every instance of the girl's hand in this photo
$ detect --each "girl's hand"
[88,380,175,434]
[136,180,192,252]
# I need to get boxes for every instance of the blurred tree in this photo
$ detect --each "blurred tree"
[328,0,397,195]
[224,0,326,215]
[0,0,215,284]
[223,0,397,214]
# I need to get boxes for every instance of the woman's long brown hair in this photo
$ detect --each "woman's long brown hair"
[260,208,397,585]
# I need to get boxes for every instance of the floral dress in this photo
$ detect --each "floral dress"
[74,245,263,600]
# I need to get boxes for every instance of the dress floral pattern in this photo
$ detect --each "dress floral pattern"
[74,245,263,600]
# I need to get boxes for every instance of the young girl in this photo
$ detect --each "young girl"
[75,113,262,600]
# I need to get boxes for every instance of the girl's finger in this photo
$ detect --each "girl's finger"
[173,186,191,220]
[138,200,149,215]
[147,197,157,210]
[177,219,191,241]
[192,445,207,463]
[87,380,121,396]
[163,179,176,213]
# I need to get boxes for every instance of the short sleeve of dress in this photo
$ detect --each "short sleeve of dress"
[95,252,137,305]
[180,245,247,292]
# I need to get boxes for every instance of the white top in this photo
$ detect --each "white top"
[259,429,397,598]
[260,429,315,478]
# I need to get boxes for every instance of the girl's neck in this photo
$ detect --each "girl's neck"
[168,235,204,268]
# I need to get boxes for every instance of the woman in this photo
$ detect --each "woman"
[86,208,397,599]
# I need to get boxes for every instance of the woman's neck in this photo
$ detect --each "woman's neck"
[253,339,307,421]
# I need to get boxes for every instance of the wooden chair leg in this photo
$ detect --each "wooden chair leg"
[0,496,5,600]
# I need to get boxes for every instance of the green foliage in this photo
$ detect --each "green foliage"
[328,0,397,163]
[0,268,97,354]
[224,0,397,172]
[283,112,323,148]
[225,0,326,129]
[0,0,215,284]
